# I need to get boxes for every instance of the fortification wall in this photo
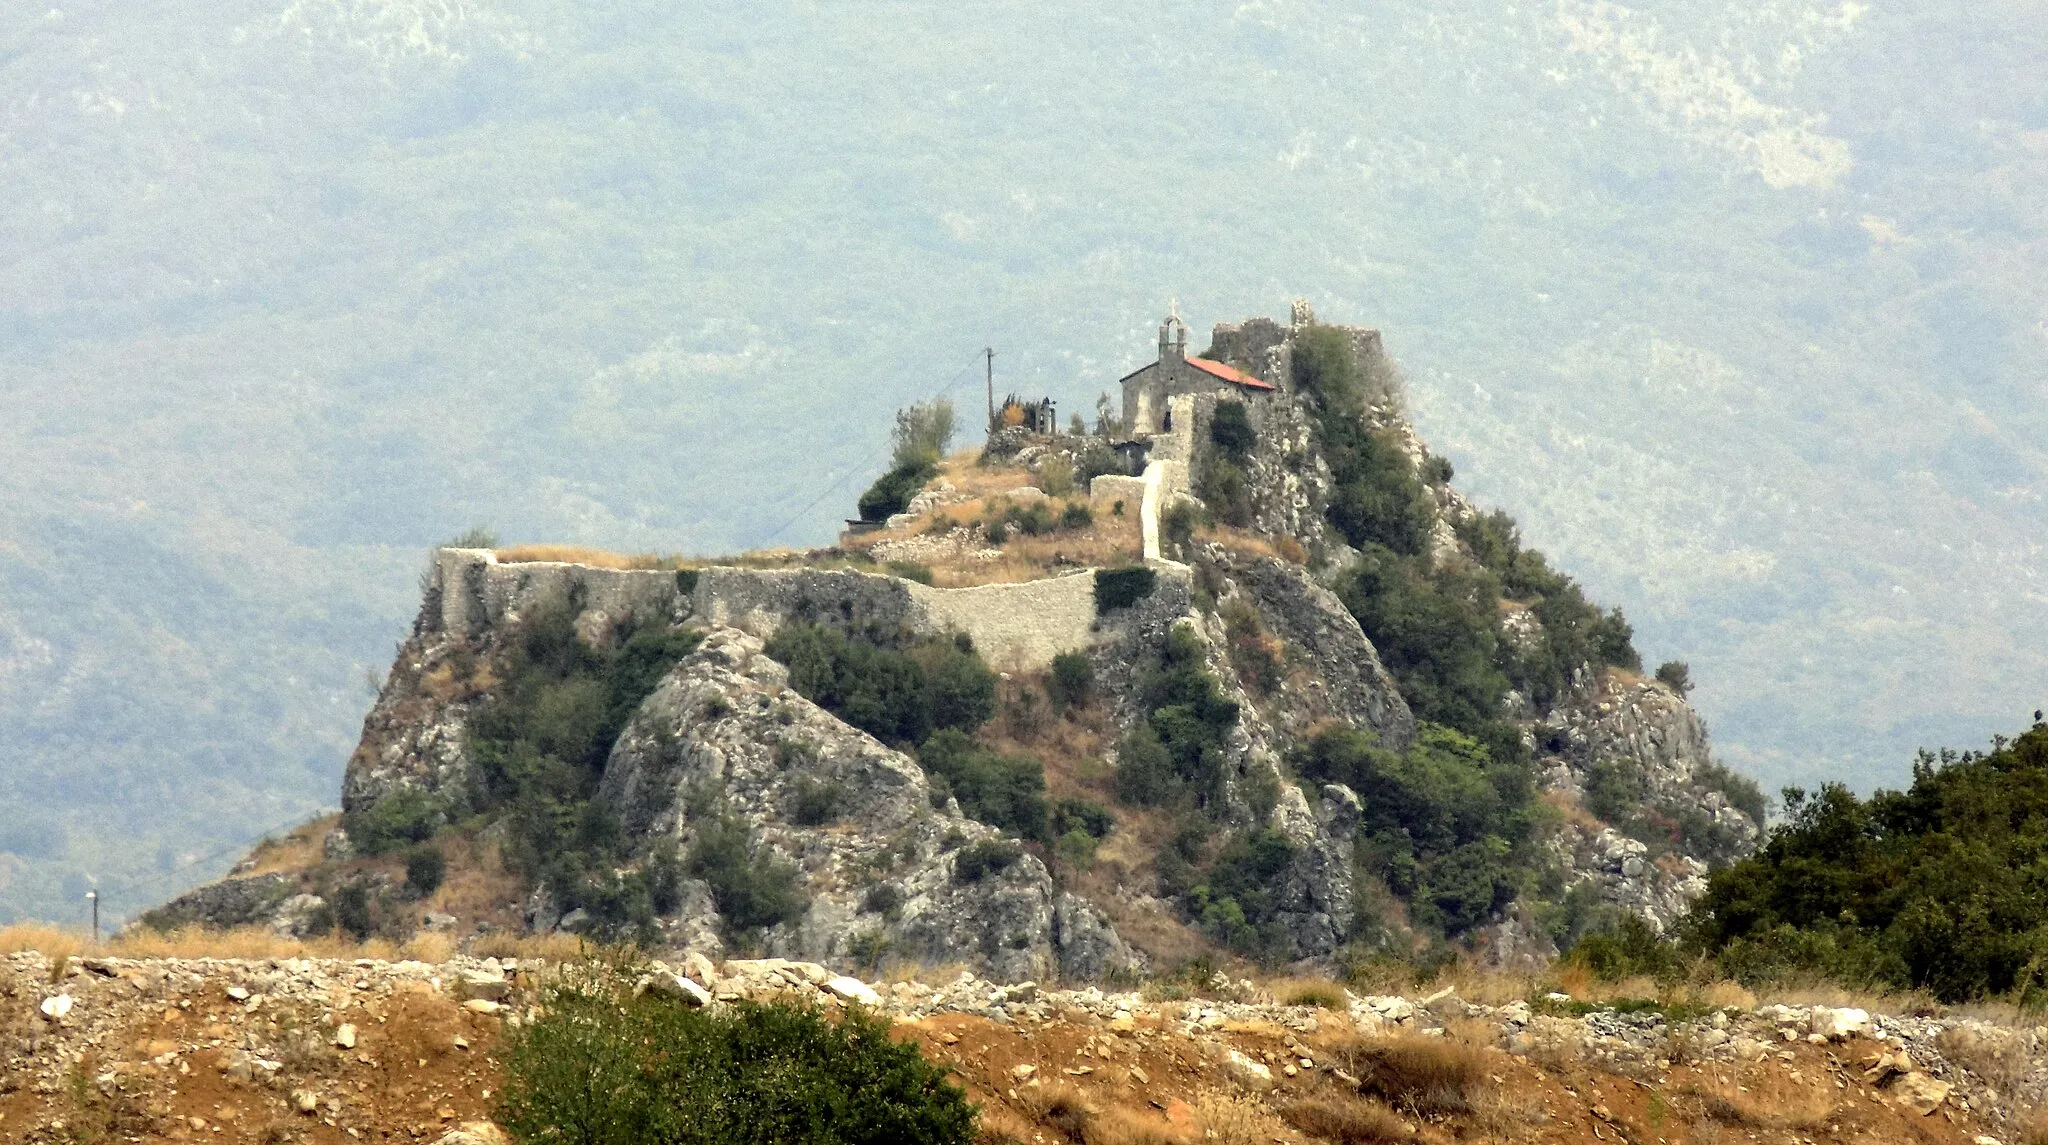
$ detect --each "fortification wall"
[693,566,1108,671]
[431,548,686,642]
[908,572,1100,671]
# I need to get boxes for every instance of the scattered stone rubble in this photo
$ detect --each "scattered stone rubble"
[9,949,2046,1143]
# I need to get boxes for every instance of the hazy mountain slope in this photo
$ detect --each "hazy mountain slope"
[2,0,2044,922]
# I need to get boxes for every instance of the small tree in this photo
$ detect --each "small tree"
[404,845,446,898]
[1094,392,1117,436]
[891,398,956,471]
[1655,660,1693,696]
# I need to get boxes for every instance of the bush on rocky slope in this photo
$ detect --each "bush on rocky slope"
[499,961,976,1145]
[1684,721,2048,1003]
[764,623,996,749]
[1295,724,1550,938]
[451,601,703,939]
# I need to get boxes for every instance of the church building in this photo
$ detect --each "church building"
[1118,311,1274,436]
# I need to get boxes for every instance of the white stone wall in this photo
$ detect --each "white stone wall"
[907,571,1100,672]
[692,565,1103,672]
[433,548,683,641]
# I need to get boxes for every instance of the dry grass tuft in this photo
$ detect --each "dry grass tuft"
[1082,1106,1197,1145]
[111,925,400,961]
[1689,1085,1835,1131]
[2015,1108,2048,1145]
[1937,1026,2029,1092]
[1276,978,1350,1010]
[1338,1034,1487,1117]
[1022,1083,1094,1142]
[400,930,457,964]
[1279,1094,1413,1143]
[0,923,84,966]
[467,931,590,963]
[1194,1094,1286,1145]
[493,544,687,570]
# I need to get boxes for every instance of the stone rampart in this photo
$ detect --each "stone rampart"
[431,549,687,642]
[693,565,1107,671]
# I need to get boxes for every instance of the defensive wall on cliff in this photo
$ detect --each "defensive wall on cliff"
[427,549,1191,672]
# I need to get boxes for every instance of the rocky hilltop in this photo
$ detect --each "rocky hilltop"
[153,306,1763,985]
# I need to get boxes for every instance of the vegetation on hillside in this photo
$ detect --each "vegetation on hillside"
[500,960,975,1145]
[1296,724,1550,938]
[764,622,1062,851]
[357,599,707,943]
[1682,722,2048,1003]
[857,399,957,523]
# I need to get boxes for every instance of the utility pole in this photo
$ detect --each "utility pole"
[985,347,996,430]
[86,890,99,946]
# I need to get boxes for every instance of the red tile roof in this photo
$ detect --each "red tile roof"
[1188,355,1276,391]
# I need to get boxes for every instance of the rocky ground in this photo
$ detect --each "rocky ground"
[6,948,2041,1145]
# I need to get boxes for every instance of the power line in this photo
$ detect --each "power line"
[755,353,991,546]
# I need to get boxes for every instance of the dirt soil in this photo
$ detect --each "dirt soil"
[0,950,2010,1145]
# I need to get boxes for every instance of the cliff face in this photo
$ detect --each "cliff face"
[157,307,1761,982]
[593,628,1136,980]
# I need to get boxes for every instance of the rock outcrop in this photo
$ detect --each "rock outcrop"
[597,627,1137,982]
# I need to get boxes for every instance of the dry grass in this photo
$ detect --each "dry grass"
[1279,1094,1413,1143]
[0,923,84,967]
[1936,1026,2030,1092]
[109,925,401,961]
[492,544,687,570]
[1022,1083,1095,1142]
[1193,1094,1288,1145]
[1689,1084,1835,1132]
[467,932,590,963]
[1275,978,1351,1010]
[1082,1106,1197,1145]
[2015,1108,2048,1145]
[1335,1033,1488,1117]
[238,815,341,878]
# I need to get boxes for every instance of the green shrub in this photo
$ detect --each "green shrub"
[1567,914,1681,984]
[1046,651,1094,713]
[1655,660,1693,695]
[1683,726,2048,1002]
[1114,625,1240,812]
[446,526,498,549]
[1055,830,1098,870]
[463,605,702,936]
[1037,456,1076,497]
[1059,501,1094,531]
[886,560,935,585]
[953,838,1023,883]
[333,882,373,941]
[1199,455,1253,529]
[1052,796,1114,840]
[892,399,957,471]
[1291,324,1434,556]
[404,845,446,898]
[1094,566,1157,613]
[789,778,844,826]
[917,730,1049,842]
[1210,399,1256,460]
[1294,724,1541,938]
[1076,440,1124,481]
[860,883,902,917]
[857,462,934,523]
[345,788,442,856]
[1186,828,1297,958]
[1161,501,1198,553]
[688,818,808,942]
[499,965,976,1145]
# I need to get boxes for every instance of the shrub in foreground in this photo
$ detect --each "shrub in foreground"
[499,964,976,1145]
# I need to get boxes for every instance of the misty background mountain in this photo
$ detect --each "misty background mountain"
[1,0,2043,924]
